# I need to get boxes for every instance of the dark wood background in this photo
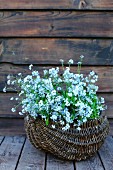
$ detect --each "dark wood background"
[0,0,113,135]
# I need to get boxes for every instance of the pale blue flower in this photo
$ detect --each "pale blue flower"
[29,64,33,70]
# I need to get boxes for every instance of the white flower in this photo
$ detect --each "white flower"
[32,71,39,76]
[73,86,79,96]
[11,81,15,85]
[42,115,46,119]
[18,73,22,76]
[80,55,84,59]
[52,125,55,129]
[22,109,25,113]
[57,87,62,91]
[83,117,87,123]
[7,74,10,79]
[43,70,48,76]
[51,115,57,120]
[101,97,105,103]
[85,77,89,83]
[19,112,23,115]
[15,98,19,101]
[49,68,58,78]
[91,79,96,83]
[77,62,82,65]
[90,71,95,76]
[29,64,33,70]
[65,98,70,106]
[77,127,81,131]
[51,90,56,96]
[7,80,11,85]
[60,59,64,64]
[60,120,65,125]
[68,93,72,97]
[68,59,74,64]
[11,108,16,112]
[62,124,70,131]
[10,97,14,100]
[39,100,43,107]
[18,79,22,83]
[3,87,6,92]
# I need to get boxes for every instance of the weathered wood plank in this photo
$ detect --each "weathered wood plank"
[98,136,113,170]
[0,12,113,37]
[75,153,104,170]
[0,118,25,135]
[0,93,22,118]
[1,64,113,92]
[0,136,25,170]
[100,94,113,118]
[0,93,112,118]
[16,139,45,170]
[0,0,74,10]
[0,92,21,118]
[108,119,113,136]
[46,153,74,170]
[0,0,113,10]
[0,38,113,65]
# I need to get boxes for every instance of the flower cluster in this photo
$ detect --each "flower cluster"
[3,56,107,130]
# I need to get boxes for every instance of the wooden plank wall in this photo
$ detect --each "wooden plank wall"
[0,0,113,135]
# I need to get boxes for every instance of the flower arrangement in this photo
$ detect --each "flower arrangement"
[3,56,107,131]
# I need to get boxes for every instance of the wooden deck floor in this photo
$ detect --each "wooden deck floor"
[0,135,113,170]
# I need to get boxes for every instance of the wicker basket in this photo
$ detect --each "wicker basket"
[24,113,109,161]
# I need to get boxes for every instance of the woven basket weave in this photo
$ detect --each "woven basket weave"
[24,113,109,161]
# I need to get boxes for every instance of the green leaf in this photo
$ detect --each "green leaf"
[46,117,49,126]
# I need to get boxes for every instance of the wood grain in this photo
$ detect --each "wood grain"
[0,118,25,135]
[1,64,113,92]
[76,153,104,170]
[0,0,113,10]
[108,119,113,136]
[0,12,113,37]
[0,0,74,9]
[0,136,25,170]
[98,136,113,170]
[0,93,22,118]
[46,153,74,170]
[100,94,113,118]
[0,38,113,65]
[17,139,45,170]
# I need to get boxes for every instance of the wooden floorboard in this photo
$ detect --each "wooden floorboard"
[46,153,74,170]
[16,139,45,170]
[0,136,25,170]
[76,153,104,170]
[98,136,113,170]
[0,135,113,170]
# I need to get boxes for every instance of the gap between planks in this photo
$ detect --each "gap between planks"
[0,136,26,170]
[0,135,113,170]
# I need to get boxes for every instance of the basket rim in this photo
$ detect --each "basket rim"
[24,111,106,131]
